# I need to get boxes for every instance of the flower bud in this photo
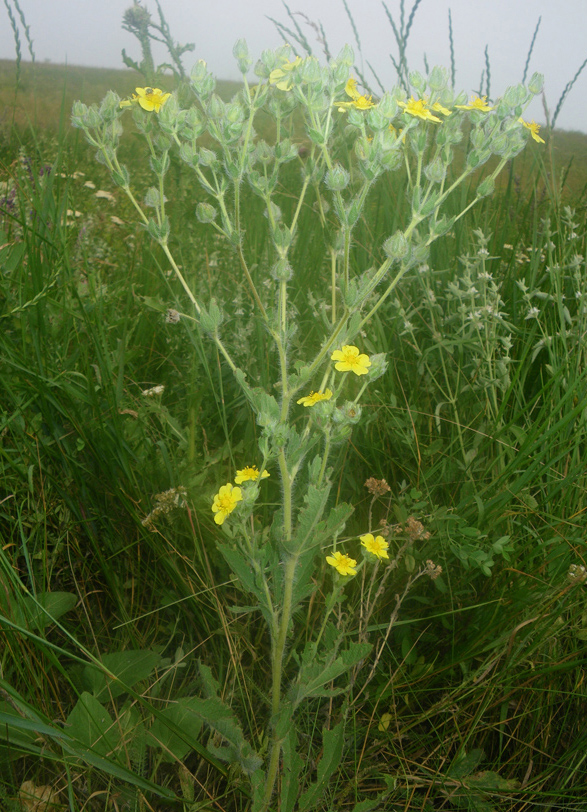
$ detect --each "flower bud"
[145,187,161,208]
[424,158,446,184]
[325,164,350,191]
[334,44,355,67]
[233,39,252,74]
[271,259,293,281]
[199,299,224,333]
[255,140,274,165]
[409,70,426,94]
[198,148,220,170]
[428,66,448,92]
[376,92,398,118]
[99,90,121,122]
[528,72,544,95]
[196,202,217,223]
[271,223,292,251]
[334,401,362,425]
[367,353,388,382]
[384,230,409,260]
[206,94,225,120]
[301,57,321,84]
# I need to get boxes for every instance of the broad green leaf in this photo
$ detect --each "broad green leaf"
[148,697,204,761]
[66,692,120,757]
[298,721,345,812]
[0,591,77,631]
[82,649,161,701]
[351,800,380,812]
[466,771,520,791]
[448,748,485,779]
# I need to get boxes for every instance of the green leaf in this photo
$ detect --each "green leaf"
[196,663,262,776]
[82,649,161,701]
[350,800,380,812]
[0,591,77,631]
[465,771,520,792]
[298,721,345,812]
[280,724,304,812]
[285,481,331,554]
[66,693,121,757]
[216,543,264,606]
[148,697,204,761]
[291,642,371,705]
[448,748,485,779]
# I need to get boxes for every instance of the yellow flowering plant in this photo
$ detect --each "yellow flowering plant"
[72,43,544,811]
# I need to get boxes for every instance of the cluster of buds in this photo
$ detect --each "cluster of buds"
[365,477,391,497]
[568,563,587,585]
[142,486,187,530]
[425,559,443,580]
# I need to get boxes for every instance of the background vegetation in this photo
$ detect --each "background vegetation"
[1,4,587,810]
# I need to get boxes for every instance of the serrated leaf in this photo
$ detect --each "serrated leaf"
[298,721,345,812]
[216,542,262,601]
[285,482,331,554]
[291,642,371,705]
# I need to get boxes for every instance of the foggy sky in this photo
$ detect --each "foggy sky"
[2,0,586,132]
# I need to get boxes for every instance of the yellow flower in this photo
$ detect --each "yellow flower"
[326,550,357,576]
[120,86,171,112]
[345,76,360,100]
[360,533,389,559]
[331,345,372,376]
[296,389,333,407]
[431,101,452,116]
[269,56,302,91]
[234,466,270,484]
[519,118,545,144]
[456,95,493,112]
[378,712,393,731]
[397,96,441,123]
[336,75,376,112]
[211,483,242,525]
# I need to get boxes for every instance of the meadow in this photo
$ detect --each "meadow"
[1,7,587,812]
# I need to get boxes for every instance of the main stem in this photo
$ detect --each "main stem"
[261,450,297,810]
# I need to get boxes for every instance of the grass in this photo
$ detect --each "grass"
[1,54,587,811]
